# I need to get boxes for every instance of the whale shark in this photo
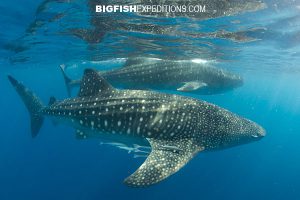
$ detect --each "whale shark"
[8,69,264,187]
[61,58,243,96]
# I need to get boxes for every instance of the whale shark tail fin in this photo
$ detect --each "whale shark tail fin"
[59,64,73,97]
[8,75,44,138]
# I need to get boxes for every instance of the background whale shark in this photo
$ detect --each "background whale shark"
[8,69,264,187]
[61,57,243,96]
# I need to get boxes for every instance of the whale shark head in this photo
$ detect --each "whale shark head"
[196,66,244,94]
[215,70,244,91]
[226,73,244,88]
[222,117,266,149]
[208,111,266,150]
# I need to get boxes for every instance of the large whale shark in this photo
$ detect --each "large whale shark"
[8,69,264,187]
[61,58,243,96]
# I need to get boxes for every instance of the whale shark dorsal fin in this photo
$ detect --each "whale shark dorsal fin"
[78,69,115,97]
[124,138,204,187]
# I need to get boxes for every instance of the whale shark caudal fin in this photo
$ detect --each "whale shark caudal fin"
[59,64,74,97]
[7,75,45,137]
[124,138,204,187]
[48,96,56,106]
[78,68,116,97]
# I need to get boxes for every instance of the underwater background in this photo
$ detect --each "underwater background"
[1,0,300,199]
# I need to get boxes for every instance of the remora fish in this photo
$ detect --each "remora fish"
[8,69,264,187]
[61,58,243,96]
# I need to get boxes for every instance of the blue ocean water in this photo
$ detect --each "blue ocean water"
[1,0,300,200]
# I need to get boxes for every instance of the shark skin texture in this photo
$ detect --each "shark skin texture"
[8,69,265,187]
[60,57,243,96]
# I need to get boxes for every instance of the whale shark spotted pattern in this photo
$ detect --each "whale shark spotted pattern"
[8,69,265,187]
[61,57,243,96]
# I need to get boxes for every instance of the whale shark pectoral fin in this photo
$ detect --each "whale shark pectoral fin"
[177,81,208,92]
[78,69,116,97]
[124,138,204,187]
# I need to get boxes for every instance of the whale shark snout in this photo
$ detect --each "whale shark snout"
[233,75,244,87]
[252,126,266,139]
[241,120,266,144]
[222,72,244,89]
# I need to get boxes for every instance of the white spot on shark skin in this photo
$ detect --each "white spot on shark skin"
[137,127,140,134]
[94,102,97,106]
[92,111,95,115]
[140,117,143,122]
[80,120,83,124]
[127,128,131,134]
[91,121,95,127]
[104,120,108,127]
[118,121,121,126]
[79,111,82,114]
